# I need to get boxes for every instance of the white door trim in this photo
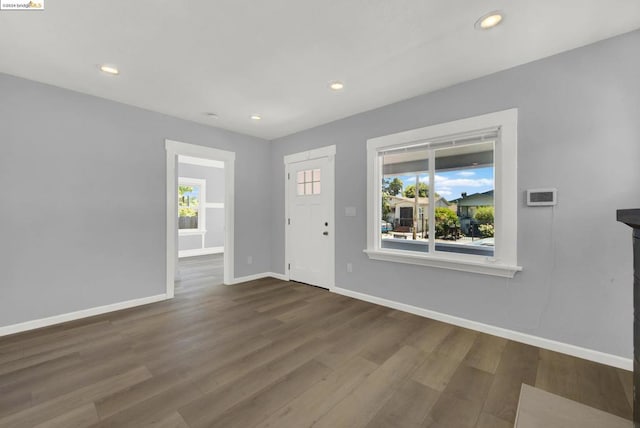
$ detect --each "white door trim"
[165,139,235,297]
[283,144,336,164]
[284,145,336,289]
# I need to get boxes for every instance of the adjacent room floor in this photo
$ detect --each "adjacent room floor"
[176,253,224,289]
[0,278,632,427]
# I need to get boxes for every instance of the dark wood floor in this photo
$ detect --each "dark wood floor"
[0,274,632,427]
[177,253,224,287]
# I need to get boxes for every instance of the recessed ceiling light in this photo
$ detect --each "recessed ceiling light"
[250,114,262,121]
[205,112,219,119]
[99,65,119,75]
[329,81,344,91]
[475,11,503,30]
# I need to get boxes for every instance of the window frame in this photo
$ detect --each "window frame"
[296,168,322,196]
[178,177,206,236]
[365,109,522,278]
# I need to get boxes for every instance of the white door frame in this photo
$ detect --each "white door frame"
[165,139,235,297]
[284,145,336,290]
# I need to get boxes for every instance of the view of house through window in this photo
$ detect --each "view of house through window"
[178,184,201,230]
[380,140,495,257]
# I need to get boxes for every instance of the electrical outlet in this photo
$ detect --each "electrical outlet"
[247,256,253,265]
[347,263,353,273]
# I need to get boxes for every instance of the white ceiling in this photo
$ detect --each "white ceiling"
[1,1,639,140]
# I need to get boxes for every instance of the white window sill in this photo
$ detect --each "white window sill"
[363,249,522,278]
[179,230,206,236]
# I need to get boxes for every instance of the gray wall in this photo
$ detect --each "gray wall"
[204,209,225,248]
[270,30,640,358]
[177,162,225,252]
[0,73,271,326]
[178,163,225,203]
[178,234,202,252]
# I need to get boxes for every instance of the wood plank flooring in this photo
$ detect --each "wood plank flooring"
[0,274,632,427]
[176,254,224,286]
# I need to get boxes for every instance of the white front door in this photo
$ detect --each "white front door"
[286,155,334,289]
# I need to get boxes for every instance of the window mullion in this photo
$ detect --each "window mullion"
[428,149,435,254]
[375,153,382,250]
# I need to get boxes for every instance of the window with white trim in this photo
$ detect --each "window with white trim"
[178,178,206,233]
[365,109,521,278]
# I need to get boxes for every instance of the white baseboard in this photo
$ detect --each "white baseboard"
[179,247,224,258]
[229,272,271,284]
[332,286,632,371]
[0,294,168,337]
[229,272,289,285]
[268,272,289,281]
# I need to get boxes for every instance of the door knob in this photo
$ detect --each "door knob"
[323,231,329,236]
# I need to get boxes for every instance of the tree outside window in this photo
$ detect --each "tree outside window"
[178,184,201,230]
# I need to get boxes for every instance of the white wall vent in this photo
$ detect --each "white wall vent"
[526,189,557,206]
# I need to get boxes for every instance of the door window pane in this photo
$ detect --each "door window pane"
[296,168,322,196]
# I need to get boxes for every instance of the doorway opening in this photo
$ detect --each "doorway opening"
[176,155,225,288]
[165,140,235,298]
